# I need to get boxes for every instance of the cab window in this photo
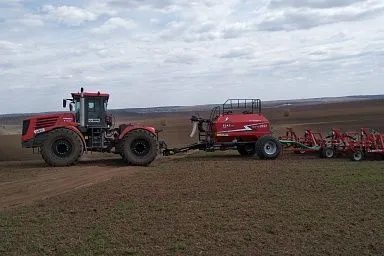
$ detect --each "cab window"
[87,100,101,112]
[88,102,95,109]
[75,101,80,114]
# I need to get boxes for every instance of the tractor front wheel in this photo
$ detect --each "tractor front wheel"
[255,136,282,160]
[41,128,84,167]
[122,129,158,166]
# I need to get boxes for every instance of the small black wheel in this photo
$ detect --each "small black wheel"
[351,150,364,162]
[237,143,257,156]
[122,129,158,166]
[321,147,335,159]
[41,128,84,167]
[255,136,282,160]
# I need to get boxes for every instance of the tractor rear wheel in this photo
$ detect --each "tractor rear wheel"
[255,136,282,160]
[41,128,84,167]
[122,129,158,166]
[237,143,257,156]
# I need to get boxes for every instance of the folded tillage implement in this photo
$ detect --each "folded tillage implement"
[278,128,323,154]
[278,127,384,161]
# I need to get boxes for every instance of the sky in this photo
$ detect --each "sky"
[0,0,383,114]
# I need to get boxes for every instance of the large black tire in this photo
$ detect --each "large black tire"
[41,128,84,167]
[237,143,257,156]
[255,136,282,160]
[122,129,158,166]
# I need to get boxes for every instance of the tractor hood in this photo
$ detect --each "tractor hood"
[22,112,77,142]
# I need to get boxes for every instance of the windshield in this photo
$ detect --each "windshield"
[75,100,80,114]
[72,98,107,114]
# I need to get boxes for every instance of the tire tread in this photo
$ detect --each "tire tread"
[40,128,84,167]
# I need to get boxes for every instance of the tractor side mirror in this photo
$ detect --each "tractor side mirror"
[69,104,73,112]
[63,99,67,108]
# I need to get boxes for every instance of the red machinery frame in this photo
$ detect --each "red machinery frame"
[280,127,384,161]
[279,128,324,154]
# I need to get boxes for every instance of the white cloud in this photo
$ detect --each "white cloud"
[221,22,252,38]
[91,17,136,34]
[0,0,21,6]
[18,14,44,27]
[106,0,181,11]
[0,40,22,55]
[164,48,199,64]
[219,47,255,59]
[270,0,368,9]
[41,5,97,26]
[257,0,384,31]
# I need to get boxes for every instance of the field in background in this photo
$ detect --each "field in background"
[0,99,383,255]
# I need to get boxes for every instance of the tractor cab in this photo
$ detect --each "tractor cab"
[63,88,112,128]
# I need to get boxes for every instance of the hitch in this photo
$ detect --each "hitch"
[162,149,178,156]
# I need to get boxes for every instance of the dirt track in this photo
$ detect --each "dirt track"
[0,135,144,209]
[0,135,42,161]
[0,158,139,210]
[0,122,197,210]
[0,151,199,210]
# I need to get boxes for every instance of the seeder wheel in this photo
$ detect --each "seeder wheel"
[255,136,282,160]
[351,150,364,162]
[237,143,257,156]
[321,147,335,159]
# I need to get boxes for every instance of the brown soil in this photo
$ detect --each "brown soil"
[1,154,383,255]
[0,135,42,162]
[0,152,199,210]
[0,157,135,210]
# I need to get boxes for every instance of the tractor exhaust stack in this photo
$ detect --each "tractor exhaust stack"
[80,87,85,127]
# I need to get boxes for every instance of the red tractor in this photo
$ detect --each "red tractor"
[163,99,282,160]
[21,88,162,167]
